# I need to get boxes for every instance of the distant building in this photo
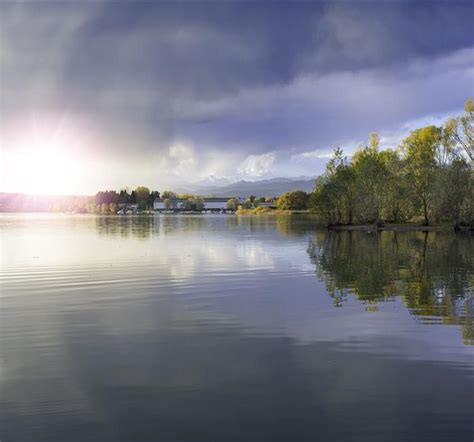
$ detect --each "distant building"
[153,198,181,210]
[153,197,234,211]
[257,201,277,209]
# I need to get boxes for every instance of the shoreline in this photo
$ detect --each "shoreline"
[0,211,472,232]
[327,223,473,232]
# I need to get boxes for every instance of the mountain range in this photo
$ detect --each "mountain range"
[175,177,316,198]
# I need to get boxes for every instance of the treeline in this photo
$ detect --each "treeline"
[45,186,161,214]
[229,196,275,211]
[90,189,211,213]
[87,187,160,213]
[248,99,473,228]
[234,191,309,213]
[309,99,473,228]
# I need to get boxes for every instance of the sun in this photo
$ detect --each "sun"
[1,116,86,195]
[18,142,78,195]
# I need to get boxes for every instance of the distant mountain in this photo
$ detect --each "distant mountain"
[175,177,316,198]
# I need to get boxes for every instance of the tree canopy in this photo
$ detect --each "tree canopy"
[309,101,473,228]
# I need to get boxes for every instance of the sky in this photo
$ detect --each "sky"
[0,0,473,194]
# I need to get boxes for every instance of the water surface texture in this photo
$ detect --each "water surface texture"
[1,214,473,441]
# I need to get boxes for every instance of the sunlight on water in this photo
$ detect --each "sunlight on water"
[0,214,473,441]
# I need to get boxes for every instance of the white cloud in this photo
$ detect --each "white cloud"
[237,152,276,179]
[292,151,334,161]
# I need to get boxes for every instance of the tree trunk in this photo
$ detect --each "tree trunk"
[422,196,429,226]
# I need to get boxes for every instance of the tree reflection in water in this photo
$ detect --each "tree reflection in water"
[307,230,473,344]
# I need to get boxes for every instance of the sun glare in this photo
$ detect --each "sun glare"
[2,117,86,195]
[18,145,77,195]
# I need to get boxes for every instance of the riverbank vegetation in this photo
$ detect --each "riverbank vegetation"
[309,99,473,229]
[238,99,473,229]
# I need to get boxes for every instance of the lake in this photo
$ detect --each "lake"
[1,214,473,441]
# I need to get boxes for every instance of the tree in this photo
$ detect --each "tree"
[352,136,387,223]
[226,198,239,211]
[434,158,471,228]
[310,148,356,224]
[118,189,130,204]
[308,177,337,225]
[401,126,441,225]
[180,198,195,211]
[378,148,406,222]
[194,197,205,211]
[243,198,254,209]
[109,202,118,214]
[162,191,178,199]
[444,98,473,165]
[276,190,309,210]
[86,201,97,214]
[164,198,176,210]
[135,186,150,210]
[95,190,119,205]
[148,190,160,208]
[180,196,204,211]
[369,132,380,150]
[305,99,472,228]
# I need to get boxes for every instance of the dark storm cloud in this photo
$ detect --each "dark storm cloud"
[60,1,474,103]
[1,0,473,185]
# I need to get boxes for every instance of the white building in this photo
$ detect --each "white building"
[202,198,232,210]
[153,197,234,211]
[153,198,181,210]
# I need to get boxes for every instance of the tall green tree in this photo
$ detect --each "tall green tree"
[135,186,151,210]
[309,176,338,225]
[352,135,387,223]
[444,98,473,165]
[434,158,471,228]
[378,149,405,222]
[401,126,441,225]
[309,149,355,225]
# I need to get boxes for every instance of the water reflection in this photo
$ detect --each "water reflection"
[307,230,473,344]
[232,213,318,237]
[93,213,319,240]
[1,214,473,441]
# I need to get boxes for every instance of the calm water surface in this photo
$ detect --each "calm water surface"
[1,214,473,441]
